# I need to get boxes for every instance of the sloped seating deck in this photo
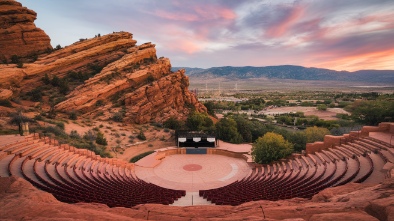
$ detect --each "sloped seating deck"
[1,129,392,207]
[0,134,185,208]
[200,136,391,206]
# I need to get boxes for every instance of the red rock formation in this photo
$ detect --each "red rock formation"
[0,0,52,61]
[0,1,206,123]
[125,69,207,124]
[49,36,206,123]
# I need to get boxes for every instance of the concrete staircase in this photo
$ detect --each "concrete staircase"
[171,192,213,206]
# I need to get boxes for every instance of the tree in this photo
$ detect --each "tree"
[59,78,69,94]
[42,73,51,84]
[251,132,293,164]
[233,115,253,143]
[11,55,19,64]
[304,126,330,143]
[96,132,108,145]
[27,88,42,102]
[83,130,97,142]
[215,118,243,144]
[346,100,394,125]
[203,101,216,117]
[69,111,78,120]
[51,75,60,87]
[16,62,23,68]
[185,112,213,131]
[163,117,183,130]
[317,104,328,111]
[137,130,146,140]
[111,112,124,122]
[288,132,307,152]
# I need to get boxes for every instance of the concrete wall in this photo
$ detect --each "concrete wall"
[207,148,248,161]
[155,148,249,162]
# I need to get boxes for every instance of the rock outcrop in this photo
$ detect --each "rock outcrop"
[48,35,206,123]
[0,1,206,123]
[0,0,52,61]
[125,69,206,123]
[1,176,393,221]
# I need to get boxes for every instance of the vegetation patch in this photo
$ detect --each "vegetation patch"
[251,132,294,164]
[129,151,155,163]
[0,100,12,107]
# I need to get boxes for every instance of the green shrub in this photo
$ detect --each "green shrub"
[59,79,69,94]
[317,104,328,111]
[27,88,42,102]
[0,100,12,107]
[69,130,81,139]
[83,130,97,141]
[42,73,51,84]
[55,122,65,130]
[111,112,124,122]
[304,126,330,143]
[51,75,60,87]
[129,151,155,163]
[137,130,146,140]
[69,111,78,120]
[146,74,155,83]
[9,113,35,125]
[95,132,108,145]
[163,117,183,130]
[11,55,19,64]
[42,126,68,138]
[251,132,294,164]
[96,100,105,107]
[34,115,44,121]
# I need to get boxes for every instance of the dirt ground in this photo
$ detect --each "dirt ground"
[64,120,175,162]
[220,106,349,121]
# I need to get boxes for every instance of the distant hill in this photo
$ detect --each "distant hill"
[172,65,394,83]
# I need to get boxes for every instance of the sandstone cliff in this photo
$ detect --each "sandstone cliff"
[0,1,206,123]
[1,176,392,221]
[0,0,52,61]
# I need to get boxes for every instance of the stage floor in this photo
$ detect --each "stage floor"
[135,154,252,191]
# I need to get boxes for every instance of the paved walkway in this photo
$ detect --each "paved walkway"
[135,154,251,192]
[171,192,213,206]
[369,132,393,146]
[217,141,252,153]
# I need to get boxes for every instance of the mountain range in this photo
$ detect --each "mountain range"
[173,65,394,84]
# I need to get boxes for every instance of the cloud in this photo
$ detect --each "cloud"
[17,0,394,71]
[264,4,305,38]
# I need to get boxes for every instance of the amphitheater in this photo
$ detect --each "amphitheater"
[0,122,393,209]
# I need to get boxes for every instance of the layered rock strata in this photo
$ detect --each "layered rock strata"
[53,39,206,123]
[0,1,206,123]
[0,0,52,60]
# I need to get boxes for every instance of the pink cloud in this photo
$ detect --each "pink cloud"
[194,5,236,20]
[162,38,203,54]
[311,48,394,71]
[265,5,304,38]
[154,10,199,22]
[153,4,236,22]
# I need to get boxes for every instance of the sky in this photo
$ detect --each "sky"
[19,0,394,71]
